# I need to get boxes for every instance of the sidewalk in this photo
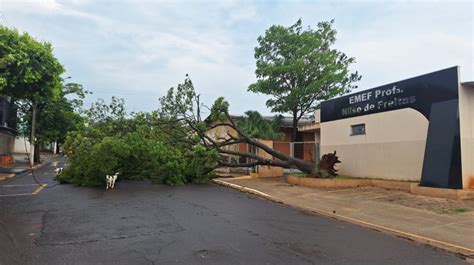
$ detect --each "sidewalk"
[0,153,60,183]
[213,176,474,257]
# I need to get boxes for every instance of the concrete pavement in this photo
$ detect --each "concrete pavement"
[213,176,474,258]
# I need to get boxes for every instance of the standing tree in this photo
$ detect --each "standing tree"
[237,111,284,140]
[17,83,88,158]
[0,26,64,163]
[249,19,361,142]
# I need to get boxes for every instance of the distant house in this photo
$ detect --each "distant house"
[271,116,316,162]
[0,96,17,164]
[205,114,317,164]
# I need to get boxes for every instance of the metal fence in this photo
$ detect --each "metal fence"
[273,141,320,163]
[218,141,321,173]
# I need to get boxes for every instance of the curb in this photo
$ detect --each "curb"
[0,159,57,185]
[0,173,15,182]
[288,175,474,200]
[212,179,474,258]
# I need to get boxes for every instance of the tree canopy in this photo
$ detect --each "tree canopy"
[0,26,64,102]
[237,111,284,140]
[0,26,76,162]
[17,83,88,148]
[248,19,361,141]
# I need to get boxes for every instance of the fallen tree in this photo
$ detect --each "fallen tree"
[59,76,340,187]
[158,76,340,176]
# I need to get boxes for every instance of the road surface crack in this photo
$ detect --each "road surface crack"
[36,231,164,247]
[0,219,17,247]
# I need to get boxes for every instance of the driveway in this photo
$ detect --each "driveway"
[0,158,467,264]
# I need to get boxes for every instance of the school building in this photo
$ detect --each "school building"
[300,66,473,190]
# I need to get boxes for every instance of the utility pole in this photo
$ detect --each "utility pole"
[29,103,36,166]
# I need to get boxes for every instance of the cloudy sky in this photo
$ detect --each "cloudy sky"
[0,0,472,115]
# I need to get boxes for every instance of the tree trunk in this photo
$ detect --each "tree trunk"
[214,128,315,174]
[55,142,60,154]
[29,103,37,166]
[291,111,299,143]
[34,142,41,164]
[182,109,316,176]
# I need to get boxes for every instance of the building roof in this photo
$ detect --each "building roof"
[205,114,313,128]
[276,116,313,128]
[461,82,474,88]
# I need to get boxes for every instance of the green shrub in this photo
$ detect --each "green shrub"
[57,136,130,186]
[148,142,186,185]
[58,131,218,186]
[120,132,156,181]
[183,145,219,183]
[57,101,219,187]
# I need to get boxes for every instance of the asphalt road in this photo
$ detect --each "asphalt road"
[0,157,468,265]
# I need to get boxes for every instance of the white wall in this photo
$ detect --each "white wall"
[321,108,429,181]
[459,83,474,189]
[13,136,30,154]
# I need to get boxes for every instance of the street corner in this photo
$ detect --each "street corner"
[0,184,46,197]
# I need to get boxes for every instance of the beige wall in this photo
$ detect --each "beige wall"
[257,140,284,177]
[13,136,31,154]
[459,83,474,189]
[205,123,239,151]
[321,108,429,181]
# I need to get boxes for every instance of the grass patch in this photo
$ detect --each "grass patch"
[332,175,352,179]
[435,207,469,215]
[290,173,309,177]
[452,207,469,213]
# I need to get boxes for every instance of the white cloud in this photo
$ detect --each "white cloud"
[0,0,472,115]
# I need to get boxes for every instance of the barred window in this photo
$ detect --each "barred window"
[351,124,366,135]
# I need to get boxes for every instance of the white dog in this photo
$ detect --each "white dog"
[106,172,119,190]
[54,167,63,176]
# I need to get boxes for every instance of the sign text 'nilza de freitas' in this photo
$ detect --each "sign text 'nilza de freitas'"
[320,67,459,122]
[342,85,416,117]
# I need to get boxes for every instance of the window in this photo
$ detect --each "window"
[351,124,366,135]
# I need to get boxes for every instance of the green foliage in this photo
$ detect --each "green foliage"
[17,82,88,146]
[237,111,284,140]
[159,74,197,118]
[249,19,361,141]
[210,97,230,122]
[183,145,219,183]
[451,208,469,214]
[59,135,131,186]
[0,26,64,102]
[149,144,186,185]
[58,98,218,187]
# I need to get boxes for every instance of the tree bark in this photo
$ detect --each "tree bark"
[201,113,315,174]
[34,142,41,164]
[55,142,60,154]
[166,103,316,175]
[29,103,37,166]
[218,142,314,174]
[291,110,299,143]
